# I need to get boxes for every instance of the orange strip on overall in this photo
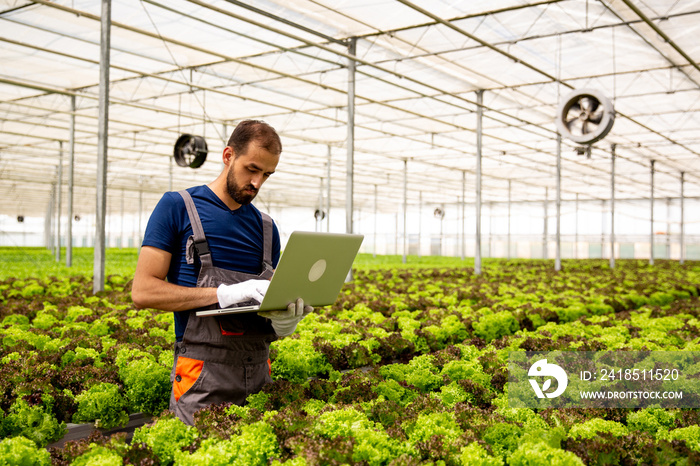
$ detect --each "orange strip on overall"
[174,356,204,402]
[219,322,244,336]
[268,358,272,376]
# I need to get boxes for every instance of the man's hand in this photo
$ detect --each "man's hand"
[217,280,271,308]
[258,298,313,337]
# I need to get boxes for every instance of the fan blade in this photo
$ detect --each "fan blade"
[578,97,590,113]
[582,120,600,135]
[580,96,599,114]
[567,102,582,119]
[566,118,584,136]
[589,106,604,124]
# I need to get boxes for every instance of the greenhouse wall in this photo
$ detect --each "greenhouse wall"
[4,196,700,261]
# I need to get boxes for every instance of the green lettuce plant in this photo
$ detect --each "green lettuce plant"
[72,382,129,429]
[1,399,66,447]
[0,435,51,465]
[132,415,199,465]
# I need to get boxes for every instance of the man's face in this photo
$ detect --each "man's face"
[225,141,279,206]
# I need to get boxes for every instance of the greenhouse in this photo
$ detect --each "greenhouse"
[2,0,700,464]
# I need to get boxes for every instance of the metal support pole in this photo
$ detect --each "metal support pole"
[47,184,55,252]
[610,144,616,269]
[373,184,378,258]
[138,184,143,247]
[507,180,511,259]
[681,172,685,264]
[120,188,124,248]
[394,213,398,255]
[439,208,443,256]
[326,145,332,232]
[555,135,561,271]
[666,198,671,259]
[345,38,356,281]
[316,177,324,232]
[575,193,579,259]
[402,158,408,264]
[543,187,548,260]
[418,191,422,258]
[56,142,63,262]
[67,95,75,266]
[488,202,493,258]
[461,170,466,261]
[475,90,483,274]
[94,0,111,293]
[601,200,606,256]
[346,37,356,237]
[666,197,671,259]
[650,160,655,266]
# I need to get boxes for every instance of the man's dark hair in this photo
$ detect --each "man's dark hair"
[227,120,282,157]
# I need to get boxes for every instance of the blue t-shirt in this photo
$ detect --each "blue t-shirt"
[141,185,280,340]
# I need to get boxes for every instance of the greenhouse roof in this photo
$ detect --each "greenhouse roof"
[1,0,700,220]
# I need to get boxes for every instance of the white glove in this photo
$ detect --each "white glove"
[217,280,270,308]
[258,298,313,337]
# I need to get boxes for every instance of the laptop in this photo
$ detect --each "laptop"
[196,231,364,316]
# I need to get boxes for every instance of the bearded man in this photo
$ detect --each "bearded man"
[132,120,310,425]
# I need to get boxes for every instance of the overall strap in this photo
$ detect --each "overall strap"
[178,190,214,269]
[260,212,274,278]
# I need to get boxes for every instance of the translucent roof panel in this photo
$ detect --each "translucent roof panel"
[1,0,700,221]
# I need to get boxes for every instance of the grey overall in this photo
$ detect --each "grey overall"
[169,190,276,425]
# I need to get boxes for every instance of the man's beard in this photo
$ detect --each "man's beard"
[226,170,258,205]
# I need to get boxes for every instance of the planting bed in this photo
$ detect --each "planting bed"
[1,255,700,464]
